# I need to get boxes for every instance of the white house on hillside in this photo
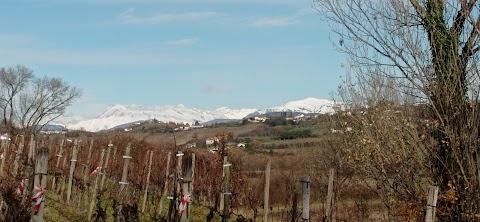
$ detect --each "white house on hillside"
[249,116,267,123]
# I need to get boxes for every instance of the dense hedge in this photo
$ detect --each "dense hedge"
[279,128,313,140]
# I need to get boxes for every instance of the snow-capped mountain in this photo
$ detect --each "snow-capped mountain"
[249,97,339,116]
[64,97,338,132]
[66,104,257,132]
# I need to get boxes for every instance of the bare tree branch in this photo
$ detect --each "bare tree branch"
[0,65,81,135]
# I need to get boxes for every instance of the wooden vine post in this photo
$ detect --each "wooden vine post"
[83,139,94,182]
[219,156,227,212]
[0,135,9,177]
[187,153,195,220]
[425,186,439,222]
[110,144,118,188]
[58,141,70,195]
[51,138,64,190]
[88,148,105,221]
[30,147,49,222]
[325,168,335,222]
[157,151,171,216]
[168,151,183,222]
[176,151,183,195]
[180,153,194,222]
[301,177,310,222]
[119,142,132,196]
[189,153,195,198]
[175,151,184,221]
[114,142,132,219]
[142,150,154,213]
[263,160,271,222]
[29,135,36,164]
[12,135,25,177]
[100,141,113,190]
[79,139,94,208]
[24,135,36,203]
[66,139,79,202]
[27,135,35,166]
[222,160,232,222]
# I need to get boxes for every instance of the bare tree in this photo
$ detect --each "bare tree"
[0,65,34,133]
[333,66,432,221]
[0,65,81,135]
[316,0,480,220]
[214,131,233,157]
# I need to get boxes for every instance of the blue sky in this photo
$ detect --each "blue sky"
[0,0,345,118]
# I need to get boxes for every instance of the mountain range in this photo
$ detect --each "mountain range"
[54,97,338,132]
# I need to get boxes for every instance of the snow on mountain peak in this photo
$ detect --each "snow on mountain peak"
[64,97,338,132]
[276,97,337,113]
[99,104,128,118]
[212,107,258,119]
[252,97,339,115]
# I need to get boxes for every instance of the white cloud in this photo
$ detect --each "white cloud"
[117,8,219,24]
[251,16,298,27]
[163,38,198,46]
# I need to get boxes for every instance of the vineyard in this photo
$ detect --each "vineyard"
[0,121,334,222]
[0,119,431,222]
